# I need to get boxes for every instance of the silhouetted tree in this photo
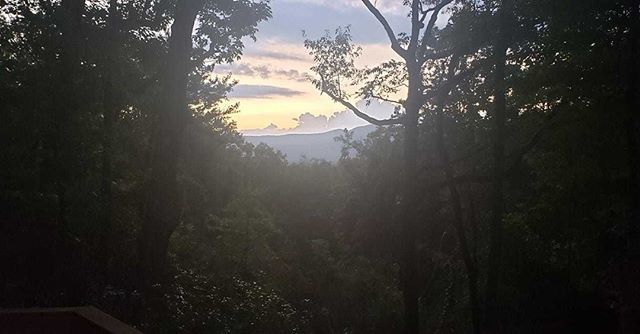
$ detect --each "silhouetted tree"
[139,0,270,284]
[305,1,481,331]
[48,0,85,227]
[485,0,510,330]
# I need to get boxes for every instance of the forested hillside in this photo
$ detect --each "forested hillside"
[1,0,639,333]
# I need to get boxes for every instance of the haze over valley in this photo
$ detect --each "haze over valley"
[245,124,376,162]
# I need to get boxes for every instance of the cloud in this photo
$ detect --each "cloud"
[217,63,255,76]
[242,124,287,136]
[279,0,406,13]
[252,0,411,45]
[241,99,396,135]
[294,112,330,132]
[229,84,305,99]
[217,63,310,82]
[245,0,451,48]
[273,68,310,82]
[248,49,307,61]
[324,99,396,129]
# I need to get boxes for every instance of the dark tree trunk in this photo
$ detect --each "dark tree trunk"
[621,0,640,332]
[48,0,84,227]
[486,0,510,330]
[627,0,640,256]
[402,104,420,334]
[433,86,480,334]
[138,0,202,285]
[99,0,119,275]
[401,59,421,334]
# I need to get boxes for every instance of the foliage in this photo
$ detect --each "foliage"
[1,0,638,333]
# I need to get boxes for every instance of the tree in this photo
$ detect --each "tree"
[1,0,638,331]
[139,0,270,284]
[622,0,640,331]
[305,1,480,331]
[139,0,204,286]
[485,0,510,330]
[98,0,120,276]
[431,56,481,334]
[48,0,86,227]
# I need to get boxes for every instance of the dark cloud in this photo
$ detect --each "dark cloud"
[229,84,304,99]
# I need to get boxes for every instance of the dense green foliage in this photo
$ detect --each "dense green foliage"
[1,0,639,333]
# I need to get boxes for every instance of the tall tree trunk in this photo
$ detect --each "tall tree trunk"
[486,0,510,330]
[627,0,640,255]
[433,74,480,334]
[401,59,421,334]
[49,0,84,227]
[138,0,202,285]
[99,0,119,275]
[622,0,640,332]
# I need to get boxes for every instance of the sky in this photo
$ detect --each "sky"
[214,0,433,135]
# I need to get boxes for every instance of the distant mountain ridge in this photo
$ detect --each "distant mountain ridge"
[244,124,376,162]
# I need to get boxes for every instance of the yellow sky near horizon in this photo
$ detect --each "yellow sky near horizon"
[219,41,401,131]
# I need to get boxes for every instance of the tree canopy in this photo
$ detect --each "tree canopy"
[1,0,639,333]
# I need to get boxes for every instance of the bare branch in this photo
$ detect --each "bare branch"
[361,0,407,58]
[322,88,403,126]
[418,0,454,63]
[369,93,404,105]
[418,8,429,24]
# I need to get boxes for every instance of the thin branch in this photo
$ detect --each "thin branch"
[361,0,407,58]
[421,5,438,16]
[323,89,403,126]
[418,0,454,63]
[369,93,404,105]
[418,8,429,24]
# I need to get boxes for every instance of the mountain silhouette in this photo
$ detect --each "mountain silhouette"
[244,124,376,162]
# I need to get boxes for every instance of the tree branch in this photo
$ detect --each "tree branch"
[418,0,454,63]
[323,89,403,126]
[369,93,404,105]
[361,0,407,58]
